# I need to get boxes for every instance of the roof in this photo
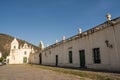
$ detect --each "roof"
[43,16,120,51]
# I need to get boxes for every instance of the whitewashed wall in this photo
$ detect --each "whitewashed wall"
[35,17,120,71]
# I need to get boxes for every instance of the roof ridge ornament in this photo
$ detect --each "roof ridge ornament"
[56,40,58,43]
[39,41,44,49]
[62,35,65,40]
[78,28,82,34]
[106,13,111,21]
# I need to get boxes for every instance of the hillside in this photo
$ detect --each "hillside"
[0,33,39,58]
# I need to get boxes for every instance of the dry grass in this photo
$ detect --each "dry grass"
[29,64,120,80]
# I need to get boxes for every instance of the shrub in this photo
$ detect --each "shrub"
[0,57,4,62]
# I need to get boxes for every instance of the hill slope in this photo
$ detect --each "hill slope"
[0,33,39,58]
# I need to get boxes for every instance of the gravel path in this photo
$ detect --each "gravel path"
[0,65,85,80]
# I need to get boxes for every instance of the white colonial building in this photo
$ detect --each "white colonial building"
[32,14,120,72]
[7,38,35,64]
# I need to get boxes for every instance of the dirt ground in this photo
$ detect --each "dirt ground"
[0,65,89,80]
[0,65,120,80]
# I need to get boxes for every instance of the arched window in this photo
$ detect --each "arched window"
[24,51,27,55]
[14,46,16,49]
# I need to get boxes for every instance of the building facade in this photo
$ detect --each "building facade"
[29,41,44,64]
[7,38,35,64]
[33,15,120,72]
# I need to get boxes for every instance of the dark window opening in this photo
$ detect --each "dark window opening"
[93,48,101,64]
[14,46,16,49]
[24,51,27,55]
[69,51,73,63]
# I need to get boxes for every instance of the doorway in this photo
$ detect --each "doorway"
[55,55,58,66]
[79,50,86,68]
[23,57,27,63]
[39,53,42,64]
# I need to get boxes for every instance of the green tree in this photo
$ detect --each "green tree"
[2,52,9,59]
[0,57,4,62]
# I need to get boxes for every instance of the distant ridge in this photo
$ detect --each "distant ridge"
[0,33,39,58]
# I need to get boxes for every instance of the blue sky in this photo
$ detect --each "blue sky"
[0,0,120,46]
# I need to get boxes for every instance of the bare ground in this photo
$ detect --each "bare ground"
[0,65,120,80]
[0,65,89,80]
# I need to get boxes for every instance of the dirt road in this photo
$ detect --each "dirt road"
[0,65,83,80]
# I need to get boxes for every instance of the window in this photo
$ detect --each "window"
[14,46,16,49]
[24,51,27,55]
[93,48,101,64]
[69,51,73,63]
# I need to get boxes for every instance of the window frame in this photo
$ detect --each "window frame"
[93,48,101,64]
